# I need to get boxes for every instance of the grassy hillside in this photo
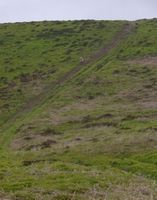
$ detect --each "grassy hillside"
[0,19,157,200]
[0,20,123,126]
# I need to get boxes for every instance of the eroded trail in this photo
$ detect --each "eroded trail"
[1,22,135,139]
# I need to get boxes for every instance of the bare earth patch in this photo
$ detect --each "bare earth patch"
[138,101,157,109]
[0,193,11,200]
[107,178,157,200]
[127,56,157,66]
[79,175,157,200]
[10,132,58,151]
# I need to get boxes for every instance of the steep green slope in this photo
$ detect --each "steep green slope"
[0,19,157,200]
[0,20,123,126]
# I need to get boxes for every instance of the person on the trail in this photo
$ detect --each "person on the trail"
[80,56,85,64]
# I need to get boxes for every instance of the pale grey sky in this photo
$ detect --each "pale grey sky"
[0,0,156,23]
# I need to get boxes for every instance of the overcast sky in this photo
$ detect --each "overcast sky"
[0,0,156,23]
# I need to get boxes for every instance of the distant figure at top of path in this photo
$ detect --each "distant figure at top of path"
[80,56,85,64]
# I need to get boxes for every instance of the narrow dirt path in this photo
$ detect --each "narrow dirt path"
[1,22,135,132]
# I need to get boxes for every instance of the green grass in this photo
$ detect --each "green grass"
[0,19,157,199]
[0,20,123,126]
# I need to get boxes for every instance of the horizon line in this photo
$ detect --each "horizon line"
[0,17,156,25]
